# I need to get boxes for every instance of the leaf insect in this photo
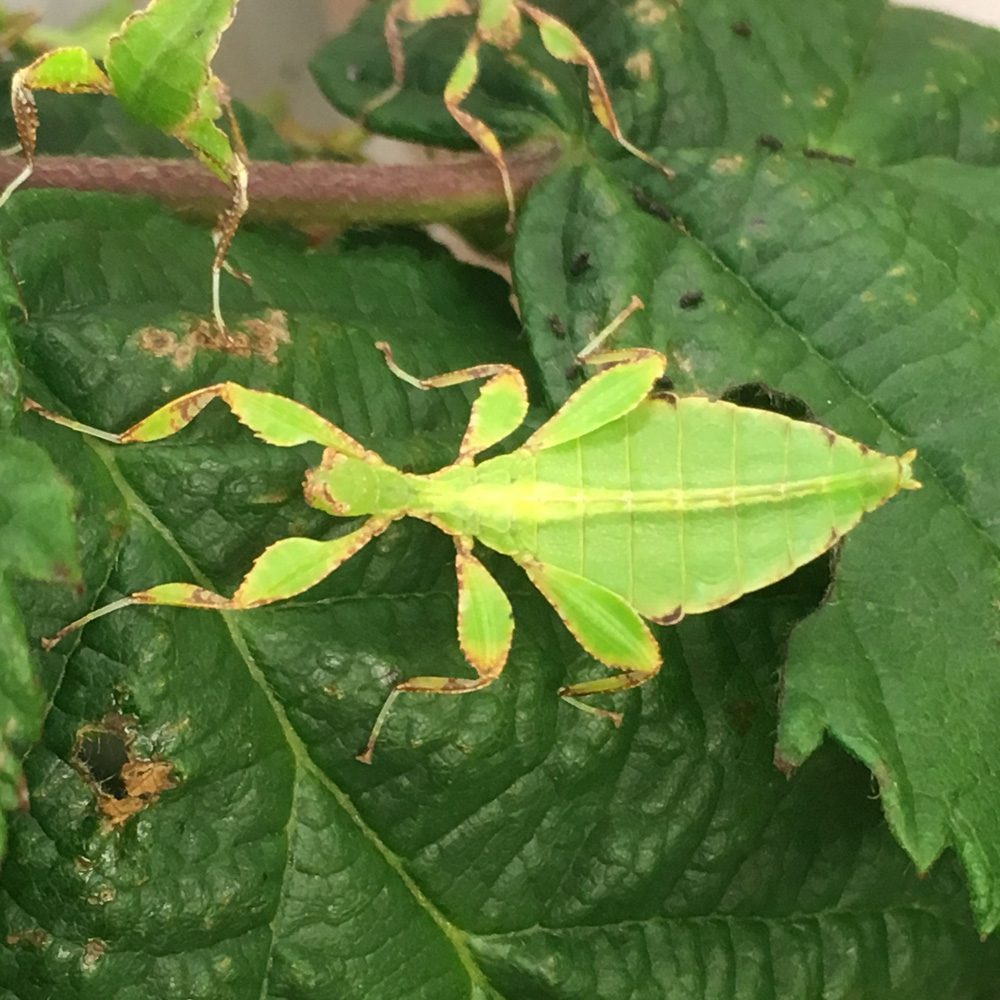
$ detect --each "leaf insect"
[29,297,920,762]
[362,1,675,231]
[0,0,248,334]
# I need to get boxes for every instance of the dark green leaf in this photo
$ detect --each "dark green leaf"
[514,142,1000,933]
[0,343,79,861]
[0,191,995,997]
[506,0,1000,935]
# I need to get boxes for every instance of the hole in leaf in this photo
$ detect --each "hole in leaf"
[75,729,130,799]
[72,715,178,830]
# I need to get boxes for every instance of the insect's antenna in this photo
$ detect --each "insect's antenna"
[374,341,425,390]
[41,597,138,651]
[356,689,402,764]
[577,295,645,361]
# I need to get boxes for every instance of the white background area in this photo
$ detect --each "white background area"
[896,0,1000,23]
[12,0,1000,27]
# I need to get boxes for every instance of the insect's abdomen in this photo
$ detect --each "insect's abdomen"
[469,397,915,619]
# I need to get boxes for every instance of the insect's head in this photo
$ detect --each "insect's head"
[303,449,408,518]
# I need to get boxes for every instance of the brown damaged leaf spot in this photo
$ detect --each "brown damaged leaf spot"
[5,928,50,949]
[72,714,179,831]
[137,326,178,358]
[97,761,177,830]
[136,309,290,369]
[82,938,107,970]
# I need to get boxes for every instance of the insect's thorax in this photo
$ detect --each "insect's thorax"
[303,449,413,519]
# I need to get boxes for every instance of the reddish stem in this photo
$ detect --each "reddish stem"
[0,148,560,225]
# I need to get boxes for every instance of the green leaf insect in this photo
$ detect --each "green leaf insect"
[364,0,674,231]
[28,298,919,762]
[0,0,247,333]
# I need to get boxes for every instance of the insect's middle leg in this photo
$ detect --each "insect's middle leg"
[357,537,514,763]
[375,341,529,460]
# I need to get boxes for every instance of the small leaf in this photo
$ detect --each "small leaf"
[0,345,79,860]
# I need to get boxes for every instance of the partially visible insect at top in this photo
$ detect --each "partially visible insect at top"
[0,0,248,335]
[362,1,675,231]
[29,297,919,763]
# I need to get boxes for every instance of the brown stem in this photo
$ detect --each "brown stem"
[0,148,560,225]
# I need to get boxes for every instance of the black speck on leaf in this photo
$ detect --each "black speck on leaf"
[547,314,567,338]
[758,133,783,151]
[568,252,590,277]
[803,147,856,167]
[679,290,704,310]
[632,188,675,223]
[731,20,752,38]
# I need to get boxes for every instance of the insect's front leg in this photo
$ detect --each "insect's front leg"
[25,381,367,453]
[0,48,111,210]
[375,341,529,461]
[42,519,393,651]
[357,536,513,763]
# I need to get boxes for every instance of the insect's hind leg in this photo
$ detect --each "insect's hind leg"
[559,666,660,724]
[43,519,392,651]
[357,537,514,763]
[519,559,662,726]
[375,341,529,461]
[524,298,667,451]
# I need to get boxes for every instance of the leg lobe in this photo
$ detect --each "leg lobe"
[519,559,661,717]
[357,537,515,763]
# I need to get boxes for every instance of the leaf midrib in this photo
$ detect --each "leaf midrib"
[88,439,504,1000]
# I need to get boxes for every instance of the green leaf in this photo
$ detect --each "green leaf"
[1,190,996,996]
[511,0,1000,937]
[0,340,79,861]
